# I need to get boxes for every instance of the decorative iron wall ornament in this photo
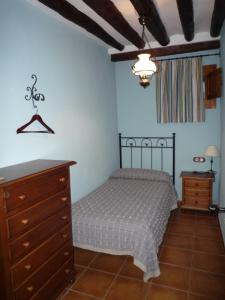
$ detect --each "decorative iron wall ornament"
[25,74,45,109]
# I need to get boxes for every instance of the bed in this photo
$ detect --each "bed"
[72,134,177,281]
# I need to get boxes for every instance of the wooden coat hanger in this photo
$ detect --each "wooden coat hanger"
[17,113,55,134]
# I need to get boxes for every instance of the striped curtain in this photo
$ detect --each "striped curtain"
[156,57,205,123]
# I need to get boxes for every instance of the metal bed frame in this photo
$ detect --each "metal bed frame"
[119,133,176,184]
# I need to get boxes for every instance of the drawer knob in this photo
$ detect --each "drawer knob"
[64,251,69,256]
[62,233,68,239]
[26,286,34,292]
[195,183,199,187]
[65,269,70,274]
[18,194,26,200]
[24,264,31,270]
[61,196,68,202]
[61,215,68,221]
[23,242,30,248]
[195,192,199,196]
[59,177,66,183]
[195,200,198,205]
[21,219,29,225]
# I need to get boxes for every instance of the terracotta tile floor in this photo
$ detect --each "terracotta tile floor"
[61,209,225,300]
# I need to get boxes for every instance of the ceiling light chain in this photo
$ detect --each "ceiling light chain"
[132,16,157,88]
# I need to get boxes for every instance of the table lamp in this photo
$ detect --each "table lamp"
[204,145,219,172]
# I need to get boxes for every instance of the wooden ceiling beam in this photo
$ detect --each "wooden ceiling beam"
[38,0,124,51]
[130,0,169,46]
[82,0,145,49]
[111,40,220,62]
[176,0,194,41]
[210,0,225,37]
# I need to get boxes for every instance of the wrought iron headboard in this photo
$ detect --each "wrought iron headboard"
[119,133,176,184]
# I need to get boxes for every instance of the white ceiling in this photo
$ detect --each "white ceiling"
[29,0,218,54]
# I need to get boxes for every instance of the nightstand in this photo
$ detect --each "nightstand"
[180,171,215,211]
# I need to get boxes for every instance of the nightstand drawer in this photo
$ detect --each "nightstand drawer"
[184,179,209,189]
[184,188,210,200]
[183,196,209,209]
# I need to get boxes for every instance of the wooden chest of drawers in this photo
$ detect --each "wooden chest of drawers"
[180,171,215,211]
[0,159,76,300]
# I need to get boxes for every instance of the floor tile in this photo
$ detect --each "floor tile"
[157,246,163,258]
[188,293,220,300]
[58,288,70,300]
[74,265,86,282]
[105,276,148,300]
[152,263,190,290]
[162,233,194,250]
[62,290,98,300]
[147,283,188,300]
[159,246,192,267]
[192,252,225,274]
[170,208,179,217]
[171,214,196,225]
[89,253,125,274]
[119,257,144,280]
[196,215,220,227]
[72,269,114,298]
[193,237,225,255]
[167,223,195,236]
[74,248,98,266]
[195,224,222,240]
[190,270,225,299]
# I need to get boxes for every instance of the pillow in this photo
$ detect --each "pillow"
[110,168,171,183]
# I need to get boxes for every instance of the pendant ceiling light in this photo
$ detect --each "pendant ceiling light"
[132,16,157,88]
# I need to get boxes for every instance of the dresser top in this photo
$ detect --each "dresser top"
[0,159,76,186]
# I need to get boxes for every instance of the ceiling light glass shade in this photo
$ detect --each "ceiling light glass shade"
[132,54,157,76]
[204,145,220,157]
[132,54,157,88]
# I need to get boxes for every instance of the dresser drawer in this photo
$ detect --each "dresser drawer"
[7,189,70,239]
[4,168,69,212]
[14,242,73,300]
[11,225,72,289]
[183,196,209,209]
[184,188,210,200]
[31,259,74,300]
[10,206,71,262]
[184,179,209,189]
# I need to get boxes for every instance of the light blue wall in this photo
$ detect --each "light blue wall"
[115,52,221,201]
[0,0,119,202]
[219,23,225,243]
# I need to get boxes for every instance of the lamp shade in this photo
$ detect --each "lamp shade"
[132,54,157,77]
[204,145,220,157]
